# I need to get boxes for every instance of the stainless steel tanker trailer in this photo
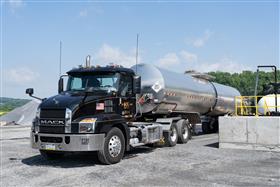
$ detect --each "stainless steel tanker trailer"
[26,59,240,164]
[132,63,240,133]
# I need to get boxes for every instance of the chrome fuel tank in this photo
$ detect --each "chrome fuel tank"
[131,63,240,116]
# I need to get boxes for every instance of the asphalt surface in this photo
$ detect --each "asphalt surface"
[1,125,279,187]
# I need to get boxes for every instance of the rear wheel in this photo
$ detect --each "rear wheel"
[212,120,219,133]
[202,122,210,134]
[163,123,178,147]
[177,119,191,144]
[40,150,65,160]
[202,120,218,134]
[98,127,125,165]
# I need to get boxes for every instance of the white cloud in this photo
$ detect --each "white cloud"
[79,9,88,17]
[157,53,180,67]
[157,50,250,73]
[8,0,24,13]
[192,57,252,73]
[78,7,104,18]
[191,30,213,48]
[180,50,198,62]
[95,44,138,68]
[5,67,39,85]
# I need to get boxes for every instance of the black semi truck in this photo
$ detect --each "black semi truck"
[26,57,239,164]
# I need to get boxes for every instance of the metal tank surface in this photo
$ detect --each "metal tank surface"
[257,94,280,115]
[131,63,241,116]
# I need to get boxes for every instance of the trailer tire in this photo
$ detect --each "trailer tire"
[98,127,125,165]
[202,122,210,134]
[190,123,196,136]
[40,150,64,160]
[212,120,219,133]
[177,119,191,144]
[163,123,178,147]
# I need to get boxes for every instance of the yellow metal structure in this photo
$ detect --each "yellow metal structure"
[235,95,280,116]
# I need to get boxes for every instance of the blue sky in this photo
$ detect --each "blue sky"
[1,0,279,99]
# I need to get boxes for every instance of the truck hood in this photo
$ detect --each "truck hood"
[40,92,102,111]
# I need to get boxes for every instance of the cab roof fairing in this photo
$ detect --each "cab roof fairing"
[67,66,135,76]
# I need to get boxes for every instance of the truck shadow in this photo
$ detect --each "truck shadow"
[21,152,98,168]
[204,142,219,148]
[21,146,155,168]
[124,146,155,159]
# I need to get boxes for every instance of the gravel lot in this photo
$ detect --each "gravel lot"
[1,125,279,187]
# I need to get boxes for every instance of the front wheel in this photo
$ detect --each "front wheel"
[98,127,125,165]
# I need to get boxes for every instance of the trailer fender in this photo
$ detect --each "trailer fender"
[156,117,181,131]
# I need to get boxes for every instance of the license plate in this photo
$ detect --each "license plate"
[44,144,56,150]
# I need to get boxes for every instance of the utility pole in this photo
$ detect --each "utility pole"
[135,34,139,73]
[59,41,62,77]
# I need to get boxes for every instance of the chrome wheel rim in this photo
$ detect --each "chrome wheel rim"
[170,127,177,142]
[108,135,122,157]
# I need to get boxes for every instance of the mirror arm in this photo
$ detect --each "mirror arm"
[28,94,43,101]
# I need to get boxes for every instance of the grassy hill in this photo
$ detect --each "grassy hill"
[0,97,31,116]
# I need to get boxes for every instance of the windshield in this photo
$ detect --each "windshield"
[66,73,119,92]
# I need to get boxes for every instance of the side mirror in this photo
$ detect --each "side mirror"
[26,88,34,96]
[133,75,141,94]
[58,78,64,94]
[25,88,43,101]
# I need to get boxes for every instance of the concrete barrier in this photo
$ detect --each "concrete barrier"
[219,116,280,152]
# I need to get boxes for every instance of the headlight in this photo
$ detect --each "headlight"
[31,119,35,131]
[32,108,40,132]
[79,118,97,133]
[65,108,71,120]
[65,108,72,133]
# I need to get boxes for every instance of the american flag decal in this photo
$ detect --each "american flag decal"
[96,103,105,110]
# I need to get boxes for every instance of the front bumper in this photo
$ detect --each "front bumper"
[31,132,105,152]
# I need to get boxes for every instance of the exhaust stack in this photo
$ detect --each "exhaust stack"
[85,55,91,68]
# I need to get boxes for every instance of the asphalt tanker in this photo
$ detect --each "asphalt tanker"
[26,57,240,164]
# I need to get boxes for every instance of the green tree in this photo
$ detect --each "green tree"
[208,70,280,96]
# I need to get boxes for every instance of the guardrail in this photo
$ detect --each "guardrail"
[235,95,280,116]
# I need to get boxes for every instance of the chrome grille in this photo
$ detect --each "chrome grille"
[39,108,66,133]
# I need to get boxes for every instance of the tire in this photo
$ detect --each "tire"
[190,123,196,136]
[163,123,178,147]
[202,121,218,134]
[177,119,191,144]
[212,120,219,133]
[40,150,65,160]
[98,127,125,165]
[202,122,210,134]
